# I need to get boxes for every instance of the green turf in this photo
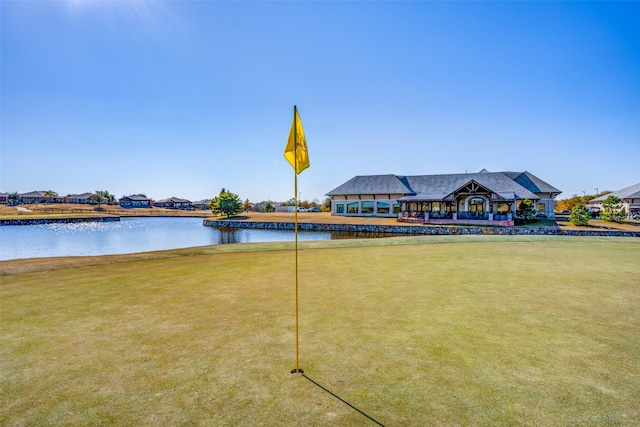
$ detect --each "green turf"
[1,236,639,426]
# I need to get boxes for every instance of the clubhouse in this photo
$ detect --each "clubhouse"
[326,170,561,226]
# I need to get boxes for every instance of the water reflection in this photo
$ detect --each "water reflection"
[212,227,404,244]
[1,218,346,260]
[0,218,409,260]
[211,227,332,244]
[329,231,403,240]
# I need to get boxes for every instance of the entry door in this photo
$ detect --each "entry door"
[469,197,485,213]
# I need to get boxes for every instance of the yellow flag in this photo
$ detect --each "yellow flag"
[284,106,310,174]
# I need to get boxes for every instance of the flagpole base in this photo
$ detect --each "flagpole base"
[290,368,305,375]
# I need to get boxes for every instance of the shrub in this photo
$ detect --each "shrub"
[600,195,627,223]
[569,204,591,226]
[516,199,537,223]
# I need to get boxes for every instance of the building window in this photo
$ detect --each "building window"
[469,197,485,212]
[536,203,546,212]
[336,204,344,214]
[431,202,440,212]
[362,201,374,214]
[497,202,509,213]
[347,202,359,213]
[393,204,400,214]
[377,202,389,214]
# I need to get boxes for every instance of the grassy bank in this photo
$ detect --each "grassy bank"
[2,236,639,426]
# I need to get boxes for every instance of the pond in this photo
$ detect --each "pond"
[0,217,335,260]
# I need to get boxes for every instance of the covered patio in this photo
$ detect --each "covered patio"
[397,181,520,226]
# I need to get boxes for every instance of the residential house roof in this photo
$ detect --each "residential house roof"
[67,192,94,199]
[121,194,151,201]
[157,197,191,203]
[591,183,640,202]
[20,191,46,198]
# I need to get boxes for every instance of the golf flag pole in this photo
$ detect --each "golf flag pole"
[284,105,309,375]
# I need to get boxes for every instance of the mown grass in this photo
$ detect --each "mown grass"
[1,236,639,426]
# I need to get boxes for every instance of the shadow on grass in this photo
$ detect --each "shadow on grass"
[300,373,386,426]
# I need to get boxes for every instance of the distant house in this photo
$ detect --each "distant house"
[155,197,192,209]
[192,199,212,210]
[252,202,265,212]
[326,170,561,226]
[0,193,7,204]
[119,194,152,208]
[590,183,640,219]
[66,192,95,204]
[19,191,47,204]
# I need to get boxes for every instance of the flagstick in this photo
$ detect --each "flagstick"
[294,170,300,374]
[292,105,303,375]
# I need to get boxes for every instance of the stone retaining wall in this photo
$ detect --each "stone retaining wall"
[204,220,640,238]
[0,216,120,226]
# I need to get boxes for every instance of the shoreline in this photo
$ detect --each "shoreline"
[206,219,640,238]
[0,216,120,226]
[1,208,638,236]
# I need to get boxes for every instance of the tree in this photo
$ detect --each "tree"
[262,200,274,212]
[242,198,252,212]
[322,196,332,212]
[7,192,19,206]
[102,191,115,204]
[569,204,591,226]
[516,198,536,223]
[90,190,112,209]
[210,188,243,217]
[43,190,58,204]
[600,195,627,223]
[554,192,608,212]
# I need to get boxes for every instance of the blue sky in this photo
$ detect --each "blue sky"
[2,1,639,203]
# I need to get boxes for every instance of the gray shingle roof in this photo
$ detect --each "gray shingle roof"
[591,183,640,202]
[401,172,539,201]
[122,194,150,201]
[326,174,413,196]
[67,192,94,199]
[327,170,560,201]
[20,191,46,198]
[503,171,561,194]
[157,197,191,203]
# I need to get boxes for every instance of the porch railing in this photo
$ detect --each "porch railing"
[457,212,489,220]
[429,212,453,219]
